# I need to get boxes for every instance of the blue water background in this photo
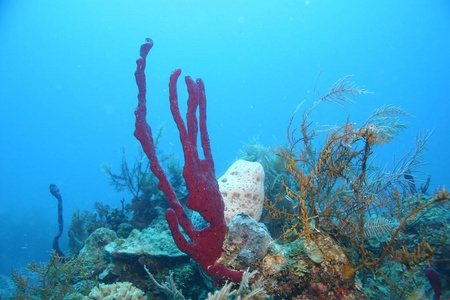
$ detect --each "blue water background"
[0,0,449,276]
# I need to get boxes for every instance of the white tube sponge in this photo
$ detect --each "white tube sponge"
[218,160,265,224]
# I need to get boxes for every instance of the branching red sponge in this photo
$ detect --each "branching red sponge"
[133,38,242,283]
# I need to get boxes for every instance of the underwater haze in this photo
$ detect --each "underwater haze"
[0,0,449,288]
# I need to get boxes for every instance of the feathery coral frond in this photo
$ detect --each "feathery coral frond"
[320,75,371,107]
[363,217,396,240]
[366,104,412,142]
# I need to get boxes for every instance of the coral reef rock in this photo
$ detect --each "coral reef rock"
[78,227,117,277]
[227,213,272,266]
[218,159,265,224]
[220,230,366,298]
[105,222,185,258]
[86,281,145,300]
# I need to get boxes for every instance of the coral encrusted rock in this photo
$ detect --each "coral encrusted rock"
[227,213,272,266]
[78,227,117,277]
[105,221,185,258]
[218,160,265,224]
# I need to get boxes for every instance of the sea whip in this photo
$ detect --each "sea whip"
[49,184,65,258]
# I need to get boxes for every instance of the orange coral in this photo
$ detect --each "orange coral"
[264,87,450,297]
